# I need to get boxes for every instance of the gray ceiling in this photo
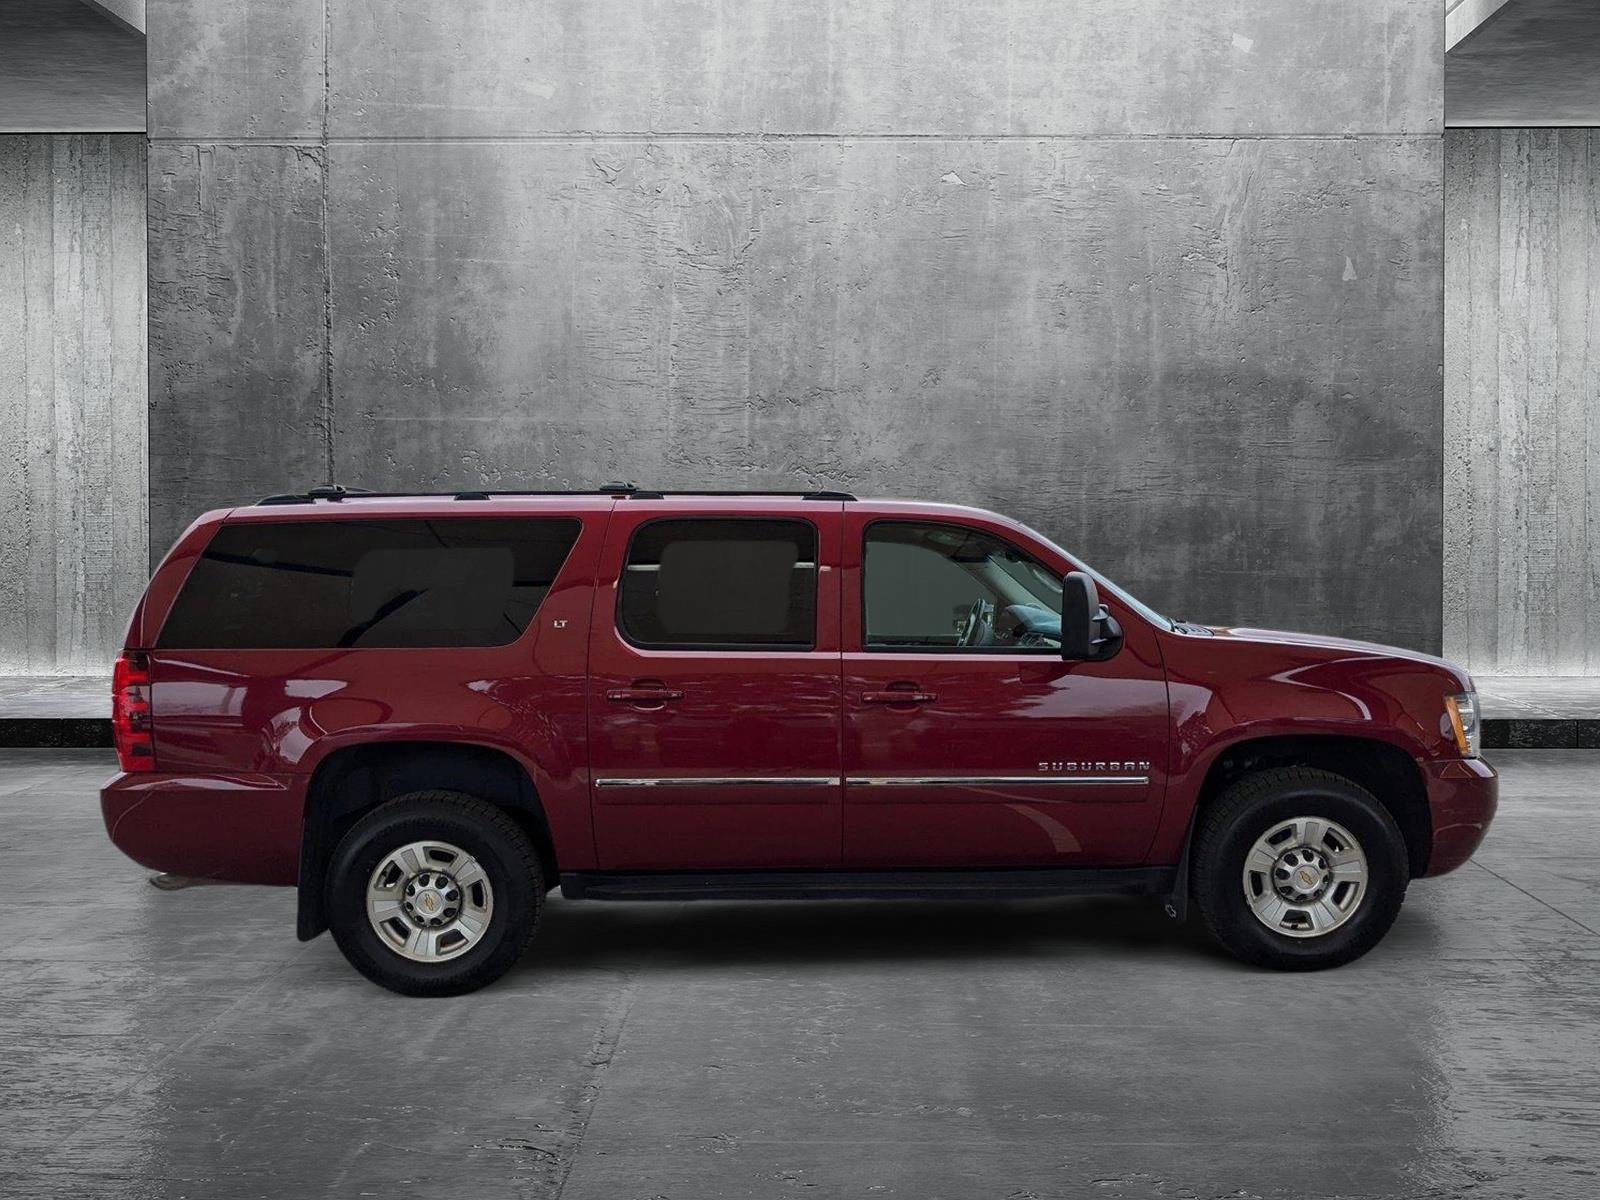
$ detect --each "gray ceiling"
[0,0,145,133]
[1448,0,1600,126]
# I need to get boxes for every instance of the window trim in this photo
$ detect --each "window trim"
[859,519,1064,657]
[614,515,822,654]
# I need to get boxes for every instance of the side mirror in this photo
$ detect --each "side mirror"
[1061,571,1122,661]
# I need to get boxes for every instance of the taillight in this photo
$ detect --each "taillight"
[112,651,156,772]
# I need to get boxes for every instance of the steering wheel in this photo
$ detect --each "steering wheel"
[957,598,996,648]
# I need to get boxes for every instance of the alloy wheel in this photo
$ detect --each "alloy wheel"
[365,840,495,962]
[1241,816,1368,939]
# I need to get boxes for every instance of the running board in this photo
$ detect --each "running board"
[559,867,1176,903]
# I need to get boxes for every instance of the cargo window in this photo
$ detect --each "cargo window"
[618,519,817,650]
[863,521,1062,652]
[158,518,580,649]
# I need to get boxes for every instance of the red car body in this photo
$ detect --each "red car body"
[102,493,1497,928]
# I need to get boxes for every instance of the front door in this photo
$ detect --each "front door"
[841,512,1169,867]
[587,501,845,869]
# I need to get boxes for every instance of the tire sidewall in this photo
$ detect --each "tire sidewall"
[326,795,539,995]
[1200,779,1408,968]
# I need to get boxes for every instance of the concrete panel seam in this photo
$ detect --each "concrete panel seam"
[319,0,334,484]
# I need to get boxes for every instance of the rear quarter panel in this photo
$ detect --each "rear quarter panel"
[130,502,610,879]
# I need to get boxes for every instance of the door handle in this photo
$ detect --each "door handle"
[862,689,937,704]
[606,686,685,703]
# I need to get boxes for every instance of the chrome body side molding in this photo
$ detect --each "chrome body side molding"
[593,776,838,789]
[593,774,1150,789]
[846,775,1149,787]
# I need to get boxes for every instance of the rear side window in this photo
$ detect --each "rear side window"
[618,519,817,649]
[158,518,580,649]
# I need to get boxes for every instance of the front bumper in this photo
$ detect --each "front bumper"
[101,770,303,886]
[1422,756,1498,876]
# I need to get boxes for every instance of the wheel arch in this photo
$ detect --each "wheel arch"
[296,740,558,940]
[1169,734,1431,915]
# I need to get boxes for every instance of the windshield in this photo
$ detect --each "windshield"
[1011,520,1174,632]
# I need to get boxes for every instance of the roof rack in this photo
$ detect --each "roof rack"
[620,489,856,502]
[257,484,373,505]
[254,483,857,506]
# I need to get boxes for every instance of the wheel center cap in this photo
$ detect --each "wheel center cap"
[401,870,460,925]
[1275,850,1328,899]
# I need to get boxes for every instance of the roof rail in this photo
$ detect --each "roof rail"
[257,484,372,506]
[256,484,618,506]
[621,489,857,501]
[254,483,857,506]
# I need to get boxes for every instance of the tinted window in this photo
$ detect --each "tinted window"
[864,522,1062,652]
[159,518,580,649]
[619,519,817,649]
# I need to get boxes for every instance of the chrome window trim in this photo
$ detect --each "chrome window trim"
[625,562,817,572]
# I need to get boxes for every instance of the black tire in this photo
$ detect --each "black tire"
[326,790,542,996]
[1192,767,1409,970]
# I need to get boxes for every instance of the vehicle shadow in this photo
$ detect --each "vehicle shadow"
[521,894,1230,974]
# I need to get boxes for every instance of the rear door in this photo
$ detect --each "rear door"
[841,508,1169,867]
[587,500,845,869]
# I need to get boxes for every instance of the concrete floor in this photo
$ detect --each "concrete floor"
[1473,677,1600,720]
[2,751,1597,1198]
[0,677,112,718]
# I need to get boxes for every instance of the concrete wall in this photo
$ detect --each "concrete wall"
[1445,129,1600,676]
[0,135,148,675]
[148,0,1445,650]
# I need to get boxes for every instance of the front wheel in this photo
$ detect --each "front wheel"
[1192,767,1410,970]
[326,790,542,996]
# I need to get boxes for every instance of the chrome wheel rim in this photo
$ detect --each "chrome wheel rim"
[366,840,494,962]
[1242,816,1368,939]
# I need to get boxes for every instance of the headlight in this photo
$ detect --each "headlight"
[1444,691,1481,758]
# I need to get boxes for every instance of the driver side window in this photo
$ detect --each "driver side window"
[862,522,1062,652]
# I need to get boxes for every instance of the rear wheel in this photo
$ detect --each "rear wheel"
[326,790,541,995]
[1192,767,1409,970]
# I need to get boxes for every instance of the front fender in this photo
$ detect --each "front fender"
[1149,633,1463,864]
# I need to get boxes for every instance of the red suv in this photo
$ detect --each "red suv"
[103,485,1497,994]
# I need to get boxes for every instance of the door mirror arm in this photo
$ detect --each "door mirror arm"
[1091,609,1124,661]
[1060,571,1124,661]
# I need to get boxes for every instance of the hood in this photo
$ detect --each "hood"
[1200,626,1471,687]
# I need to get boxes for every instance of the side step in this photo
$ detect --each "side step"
[559,867,1176,903]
